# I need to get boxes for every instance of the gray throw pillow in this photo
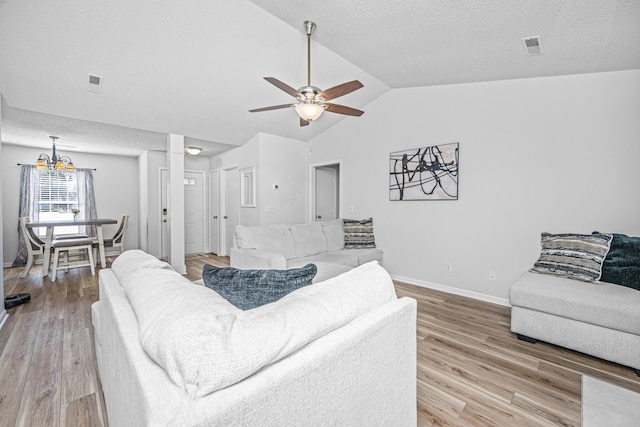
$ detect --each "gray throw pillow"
[343,218,376,249]
[531,232,612,282]
[202,264,317,310]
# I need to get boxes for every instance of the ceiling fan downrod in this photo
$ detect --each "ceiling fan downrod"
[303,20,316,87]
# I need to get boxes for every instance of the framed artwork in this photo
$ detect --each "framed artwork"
[389,142,459,201]
[240,166,256,208]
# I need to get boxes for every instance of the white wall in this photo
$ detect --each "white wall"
[309,70,640,303]
[258,133,307,225]
[1,145,140,265]
[210,134,261,226]
[208,132,308,227]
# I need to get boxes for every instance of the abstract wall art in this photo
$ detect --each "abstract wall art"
[389,142,459,201]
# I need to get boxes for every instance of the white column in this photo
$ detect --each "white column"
[167,134,186,274]
[0,94,7,329]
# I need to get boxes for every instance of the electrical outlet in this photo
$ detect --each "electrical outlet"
[489,271,496,281]
[445,262,453,272]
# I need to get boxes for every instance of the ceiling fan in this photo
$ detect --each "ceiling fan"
[249,20,364,127]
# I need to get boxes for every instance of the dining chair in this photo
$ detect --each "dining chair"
[50,237,95,282]
[93,214,130,260]
[18,217,46,278]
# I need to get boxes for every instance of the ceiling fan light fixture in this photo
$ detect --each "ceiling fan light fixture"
[295,102,325,121]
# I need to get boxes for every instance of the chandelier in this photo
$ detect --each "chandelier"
[35,136,75,171]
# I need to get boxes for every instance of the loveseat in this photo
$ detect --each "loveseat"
[509,232,640,375]
[230,219,383,282]
[92,250,417,426]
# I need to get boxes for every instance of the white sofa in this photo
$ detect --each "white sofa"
[92,250,417,426]
[230,219,383,282]
[510,271,640,375]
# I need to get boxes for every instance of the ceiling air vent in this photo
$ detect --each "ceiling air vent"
[521,36,543,56]
[86,73,103,93]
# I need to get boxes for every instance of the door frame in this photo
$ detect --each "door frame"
[309,160,342,223]
[159,167,207,257]
[184,169,207,254]
[220,164,239,257]
[209,169,220,255]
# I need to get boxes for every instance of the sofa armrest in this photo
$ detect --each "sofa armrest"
[230,247,287,270]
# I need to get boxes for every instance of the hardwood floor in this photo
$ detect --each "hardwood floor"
[1,255,639,426]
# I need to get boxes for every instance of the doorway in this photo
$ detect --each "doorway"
[160,169,206,258]
[209,170,220,255]
[311,162,340,222]
[220,165,239,256]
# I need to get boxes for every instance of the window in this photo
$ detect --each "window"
[37,170,80,236]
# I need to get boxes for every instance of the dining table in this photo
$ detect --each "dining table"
[26,218,118,275]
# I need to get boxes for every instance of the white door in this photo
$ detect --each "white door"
[314,165,339,221]
[222,166,239,256]
[160,169,169,259]
[184,171,205,254]
[209,170,220,255]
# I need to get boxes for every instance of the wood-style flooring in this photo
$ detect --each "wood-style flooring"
[1,254,639,426]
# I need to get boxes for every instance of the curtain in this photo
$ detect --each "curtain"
[12,165,41,266]
[76,168,98,237]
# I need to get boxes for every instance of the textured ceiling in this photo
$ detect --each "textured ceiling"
[251,0,640,88]
[1,0,638,156]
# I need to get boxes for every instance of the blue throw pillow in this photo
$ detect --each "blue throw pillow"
[202,264,317,310]
[593,232,640,291]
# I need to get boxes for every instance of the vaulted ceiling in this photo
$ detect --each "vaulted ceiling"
[1,0,638,156]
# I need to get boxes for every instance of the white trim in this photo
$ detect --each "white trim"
[220,164,240,257]
[308,159,342,223]
[390,274,511,307]
[208,169,220,255]
[0,310,8,331]
[185,169,207,254]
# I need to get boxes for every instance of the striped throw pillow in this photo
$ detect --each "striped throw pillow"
[531,232,613,282]
[343,218,376,249]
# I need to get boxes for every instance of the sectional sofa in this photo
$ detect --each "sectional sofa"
[92,250,417,426]
[230,219,383,282]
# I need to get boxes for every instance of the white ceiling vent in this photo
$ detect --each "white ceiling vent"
[521,36,543,56]
[86,73,103,93]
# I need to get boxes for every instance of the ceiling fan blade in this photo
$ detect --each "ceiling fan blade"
[249,103,296,113]
[264,77,301,98]
[324,103,365,117]
[318,80,363,101]
[300,117,310,127]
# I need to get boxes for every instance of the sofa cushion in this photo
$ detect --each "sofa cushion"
[201,263,317,309]
[111,249,174,287]
[235,224,297,259]
[303,250,360,268]
[509,271,640,335]
[122,261,396,399]
[343,218,376,249]
[343,248,384,265]
[290,223,328,258]
[531,232,612,282]
[595,232,640,291]
[321,218,345,251]
[286,260,352,283]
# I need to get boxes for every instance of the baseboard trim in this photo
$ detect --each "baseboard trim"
[390,274,511,307]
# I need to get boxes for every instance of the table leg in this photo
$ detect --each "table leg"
[96,225,107,268]
[43,226,54,276]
